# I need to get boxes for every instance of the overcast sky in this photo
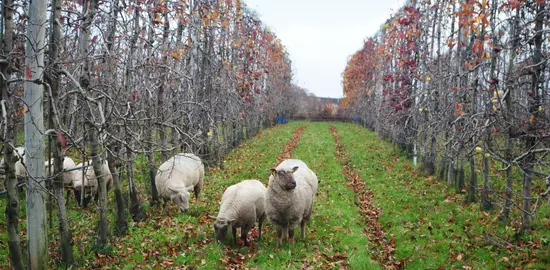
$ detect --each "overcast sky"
[245,0,406,98]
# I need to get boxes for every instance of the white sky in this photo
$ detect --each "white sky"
[245,0,406,98]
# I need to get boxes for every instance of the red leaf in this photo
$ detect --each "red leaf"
[26,66,32,79]
[56,131,67,149]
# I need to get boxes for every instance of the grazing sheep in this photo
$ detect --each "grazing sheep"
[13,147,26,180]
[72,160,113,206]
[44,156,77,186]
[214,179,267,245]
[0,147,27,181]
[266,159,318,248]
[155,153,204,213]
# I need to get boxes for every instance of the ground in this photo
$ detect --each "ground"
[1,122,549,269]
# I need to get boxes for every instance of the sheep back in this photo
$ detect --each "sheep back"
[215,179,267,243]
[155,153,204,197]
[45,157,77,186]
[217,179,266,227]
[155,153,204,212]
[73,160,113,192]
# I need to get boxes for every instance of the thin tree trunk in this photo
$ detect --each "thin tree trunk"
[521,3,544,234]
[107,145,128,236]
[77,0,108,245]
[147,137,159,206]
[157,10,170,163]
[481,0,498,212]
[126,128,144,222]
[457,159,465,193]
[499,8,520,223]
[46,6,75,257]
[1,0,24,267]
[481,147,492,211]
[466,155,476,203]
[52,133,74,265]
[447,160,456,187]
[103,0,127,228]
[123,1,143,222]
[25,0,49,266]
[141,1,161,207]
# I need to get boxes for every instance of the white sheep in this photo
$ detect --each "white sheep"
[44,156,77,186]
[155,153,204,213]
[72,160,113,206]
[265,159,318,248]
[213,179,267,245]
[0,147,27,180]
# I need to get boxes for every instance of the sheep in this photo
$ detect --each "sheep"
[213,179,267,245]
[0,147,27,181]
[12,147,26,180]
[265,159,318,248]
[72,160,113,206]
[44,156,77,187]
[155,153,204,213]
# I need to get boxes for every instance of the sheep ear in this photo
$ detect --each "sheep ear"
[291,166,299,173]
[270,168,277,176]
[185,186,194,192]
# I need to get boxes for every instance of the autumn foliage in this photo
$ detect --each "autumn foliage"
[342,0,549,239]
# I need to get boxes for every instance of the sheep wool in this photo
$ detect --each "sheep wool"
[214,179,267,245]
[155,153,204,213]
[266,159,318,248]
[44,156,77,186]
[72,160,113,202]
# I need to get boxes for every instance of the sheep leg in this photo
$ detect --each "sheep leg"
[82,196,90,208]
[241,225,249,246]
[65,189,70,204]
[193,185,201,201]
[232,226,237,245]
[276,226,283,248]
[74,190,82,206]
[288,227,295,244]
[258,213,266,241]
[300,220,306,238]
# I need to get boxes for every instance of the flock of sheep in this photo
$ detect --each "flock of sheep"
[159,153,319,248]
[2,147,114,206]
[3,148,319,248]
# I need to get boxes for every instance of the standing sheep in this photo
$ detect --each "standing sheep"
[72,160,113,206]
[213,179,267,245]
[155,153,204,213]
[266,159,318,248]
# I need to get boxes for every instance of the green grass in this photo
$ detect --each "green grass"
[333,122,550,269]
[1,121,549,269]
[0,122,299,269]
[244,122,379,269]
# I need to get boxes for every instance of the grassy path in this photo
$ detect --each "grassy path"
[244,122,378,269]
[330,125,400,269]
[2,122,548,269]
[333,122,550,269]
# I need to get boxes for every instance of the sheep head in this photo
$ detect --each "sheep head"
[214,217,235,243]
[169,186,193,213]
[270,166,299,191]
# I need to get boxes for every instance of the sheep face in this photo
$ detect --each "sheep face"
[213,217,233,243]
[169,187,192,213]
[270,166,299,191]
